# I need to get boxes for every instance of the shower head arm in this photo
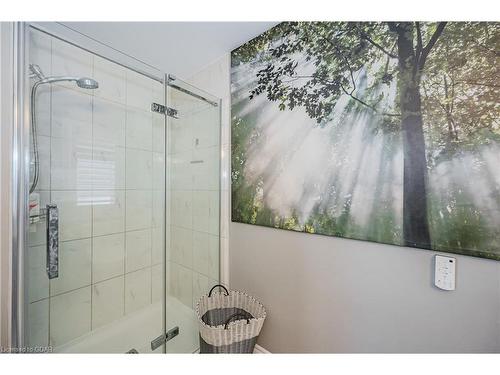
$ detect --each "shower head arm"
[36,76,80,85]
[29,73,98,193]
[29,77,77,194]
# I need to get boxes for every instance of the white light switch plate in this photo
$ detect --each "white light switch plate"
[434,255,456,291]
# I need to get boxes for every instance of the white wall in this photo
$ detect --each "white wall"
[188,53,500,353]
[60,22,277,78]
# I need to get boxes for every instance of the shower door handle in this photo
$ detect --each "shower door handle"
[46,204,59,279]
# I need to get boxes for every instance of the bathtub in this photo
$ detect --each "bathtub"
[56,297,199,353]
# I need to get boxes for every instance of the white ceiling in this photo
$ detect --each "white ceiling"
[62,22,278,78]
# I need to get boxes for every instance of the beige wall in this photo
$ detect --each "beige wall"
[190,52,500,353]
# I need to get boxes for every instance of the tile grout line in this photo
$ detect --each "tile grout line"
[43,263,156,302]
[43,263,156,304]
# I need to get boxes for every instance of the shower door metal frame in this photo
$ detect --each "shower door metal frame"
[10,21,30,351]
[11,21,170,351]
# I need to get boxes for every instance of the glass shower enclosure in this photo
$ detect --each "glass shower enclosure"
[13,23,221,353]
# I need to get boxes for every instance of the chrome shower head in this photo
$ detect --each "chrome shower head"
[35,75,99,90]
[76,77,99,90]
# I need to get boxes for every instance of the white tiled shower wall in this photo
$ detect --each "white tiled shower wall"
[166,88,221,312]
[27,29,165,348]
[187,54,231,287]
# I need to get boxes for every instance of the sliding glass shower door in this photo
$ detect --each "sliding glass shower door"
[25,25,167,353]
[20,24,222,354]
[165,77,221,353]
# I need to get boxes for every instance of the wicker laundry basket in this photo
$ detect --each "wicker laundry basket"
[196,285,267,353]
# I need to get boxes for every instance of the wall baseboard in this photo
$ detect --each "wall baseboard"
[253,344,271,354]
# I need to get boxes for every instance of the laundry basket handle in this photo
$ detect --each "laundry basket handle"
[208,284,229,297]
[224,313,250,329]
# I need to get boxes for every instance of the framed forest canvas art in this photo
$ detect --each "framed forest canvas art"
[230,22,500,260]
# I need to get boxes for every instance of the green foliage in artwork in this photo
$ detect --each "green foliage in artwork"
[231,101,265,226]
[428,187,500,259]
[231,21,500,259]
[421,22,500,164]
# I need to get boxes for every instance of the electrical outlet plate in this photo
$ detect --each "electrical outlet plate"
[434,255,456,291]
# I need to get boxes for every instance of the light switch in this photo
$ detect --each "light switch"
[434,255,456,291]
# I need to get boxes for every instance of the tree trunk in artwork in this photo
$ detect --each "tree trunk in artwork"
[395,23,432,248]
[401,83,431,248]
